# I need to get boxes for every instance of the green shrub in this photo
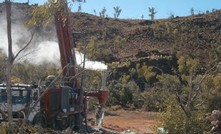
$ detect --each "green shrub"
[106,78,138,107]
[157,97,207,134]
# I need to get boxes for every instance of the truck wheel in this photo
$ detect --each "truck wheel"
[69,115,75,130]
[33,114,46,128]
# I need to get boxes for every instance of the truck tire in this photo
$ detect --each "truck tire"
[33,113,46,128]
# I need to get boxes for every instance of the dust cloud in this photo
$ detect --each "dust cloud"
[0,5,107,71]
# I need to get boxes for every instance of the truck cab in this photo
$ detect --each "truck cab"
[0,84,40,122]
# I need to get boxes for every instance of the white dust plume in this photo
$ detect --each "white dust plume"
[75,50,107,71]
[0,5,107,71]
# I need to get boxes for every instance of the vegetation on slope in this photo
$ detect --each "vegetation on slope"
[0,2,221,133]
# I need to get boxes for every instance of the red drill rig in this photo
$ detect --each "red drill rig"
[0,0,108,132]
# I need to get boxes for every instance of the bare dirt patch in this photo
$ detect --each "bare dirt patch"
[89,109,159,134]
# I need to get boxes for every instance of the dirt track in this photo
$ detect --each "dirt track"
[89,110,159,134]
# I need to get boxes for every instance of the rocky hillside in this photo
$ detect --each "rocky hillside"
[1,2,221,85]
[69,8,221,78]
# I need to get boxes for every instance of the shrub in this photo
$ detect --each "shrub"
[157,97,207,134]
[106,78,139,107]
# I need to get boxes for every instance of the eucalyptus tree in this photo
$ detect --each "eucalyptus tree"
[4,0,35,133]
[113,6,122,19]
[148,7,157,20]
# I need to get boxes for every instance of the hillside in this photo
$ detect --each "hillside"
[70,11,221,64]
[69,7,221,85]
[1,2,221,86]
[1,2,221,133]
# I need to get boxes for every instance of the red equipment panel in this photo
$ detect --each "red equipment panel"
[41,86,61,119]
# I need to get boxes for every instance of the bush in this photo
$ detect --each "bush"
[157,97,208,134]
[0,123,45,134]
[106,78,138,107]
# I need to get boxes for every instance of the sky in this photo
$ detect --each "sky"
[2,0,221,19]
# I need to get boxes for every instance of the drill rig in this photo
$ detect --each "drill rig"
[0,0,108,132]
[52,0,109,130]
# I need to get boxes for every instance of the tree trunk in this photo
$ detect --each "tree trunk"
[5,0,14,133]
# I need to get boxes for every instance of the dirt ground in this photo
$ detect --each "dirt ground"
[89,109,159,134]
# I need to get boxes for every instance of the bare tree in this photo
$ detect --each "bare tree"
[73,0,85,12]
[99,7,107,18]
[93,9,97,16]
[190,7,194,15]
[78,5,82,12]
[168,11,174,19]
[5,0,35,133]
[5,1,13,132]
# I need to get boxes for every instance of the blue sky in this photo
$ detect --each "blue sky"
[2,0,221,19]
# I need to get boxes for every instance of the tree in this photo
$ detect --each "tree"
[99,7,107,18]
[133,63,156,90]
[86,36,100,59]
[5,1,14,132]
[190,7,194,15]
[168,12,174,19]
[113,6,122,19]
[155,55,221,133]
[4,0,35,133]
[93,9,97,15]
[78,5,82,12]
[212,8,217,12]
[114,36,126,50]
[106,78,138,107]
[73,0,85,12]
[148,7,157,20]
[141,15,144,20]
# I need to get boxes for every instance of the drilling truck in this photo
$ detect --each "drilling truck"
[0,0,108,132]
